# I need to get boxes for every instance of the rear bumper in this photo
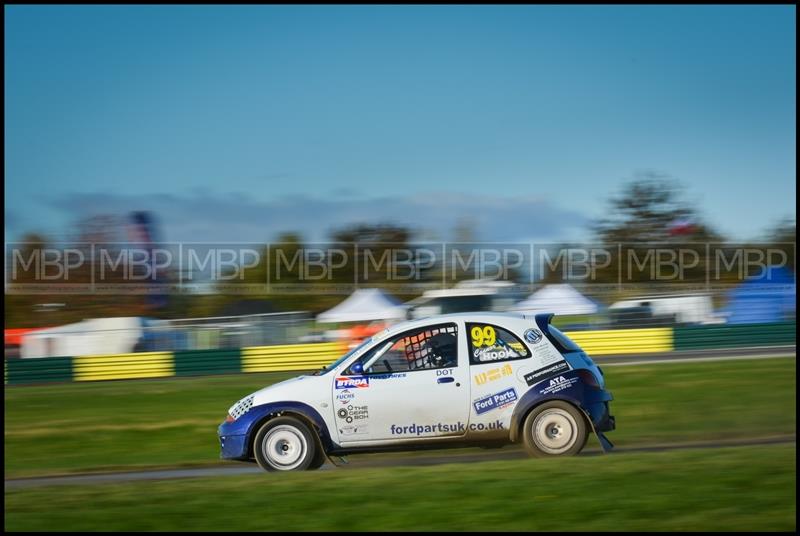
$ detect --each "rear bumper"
[582,389,615,433]
[588,401,615,452]
[596,409,616,432]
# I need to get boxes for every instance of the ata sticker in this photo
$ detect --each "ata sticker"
[539,375,579,395]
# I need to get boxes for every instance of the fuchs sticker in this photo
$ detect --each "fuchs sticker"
[524,361,570,386]
[524,329,543,344]
[336,389,356,404]
[539,375,579,395]
[335,376,369,389]
[473,388,518,415]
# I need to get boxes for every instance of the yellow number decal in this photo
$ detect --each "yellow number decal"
[483,326,496,346]
[471,326,484,347]
[472,325,496,347]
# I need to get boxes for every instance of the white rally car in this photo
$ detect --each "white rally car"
[218,312,615,471]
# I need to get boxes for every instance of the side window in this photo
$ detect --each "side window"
[346,324,458,374]
[466,323,530,365]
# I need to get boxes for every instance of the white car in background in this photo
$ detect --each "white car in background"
[218,312,615,471]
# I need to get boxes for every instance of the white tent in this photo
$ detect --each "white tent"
[316,288,408,323]
[21,317,144,358]
[513,284,598,316]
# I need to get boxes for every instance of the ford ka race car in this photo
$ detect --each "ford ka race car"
[218,312,615,471]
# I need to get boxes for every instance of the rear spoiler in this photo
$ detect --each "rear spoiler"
[525,312,573,354]
[531,313,554,331]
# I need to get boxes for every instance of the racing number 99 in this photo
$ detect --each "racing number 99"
[471,325,496,347]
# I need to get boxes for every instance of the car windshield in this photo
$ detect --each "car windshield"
[313,337,374,376]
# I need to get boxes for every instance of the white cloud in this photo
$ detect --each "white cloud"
[45,191,589,243]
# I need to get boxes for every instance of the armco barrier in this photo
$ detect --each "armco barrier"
[242,342,347,373]
[4,323,795,385]
[6,356,73,385]
[174,348,241,377]
[673,321,796,350]
[74,352,174,382]
[564,328,673,355]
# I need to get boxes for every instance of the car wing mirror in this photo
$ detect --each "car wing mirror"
[350,362,364,375]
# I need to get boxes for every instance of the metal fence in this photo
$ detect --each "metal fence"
[157,312,313,351]
[10,311,314,358]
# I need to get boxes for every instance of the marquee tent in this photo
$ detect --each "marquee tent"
[512,284,599,316]
[316,288,408,323]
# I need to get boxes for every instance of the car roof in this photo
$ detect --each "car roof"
[374,311,535,342]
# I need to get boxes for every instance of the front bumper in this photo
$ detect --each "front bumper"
[218,421,249,460]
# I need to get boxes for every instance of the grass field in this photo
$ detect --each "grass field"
[4,356,796,478]
[4,444,796,531]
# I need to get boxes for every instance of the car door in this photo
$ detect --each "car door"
[465,321,538,437]
[332,321,470,445]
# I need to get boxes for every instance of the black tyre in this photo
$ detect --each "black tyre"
[522,401,588,458]
[253,416,318,472]
[308,440,327,470]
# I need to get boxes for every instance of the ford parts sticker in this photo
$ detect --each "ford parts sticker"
[473,388,518,415]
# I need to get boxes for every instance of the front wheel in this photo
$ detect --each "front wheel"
[253,416,318,472]
[522,401,588,458]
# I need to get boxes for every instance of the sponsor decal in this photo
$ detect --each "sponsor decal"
[524,361,570,386]
[531,342,564,362]
[474,363,513,385]
[336,389,356,404]
[335,376,370,389]
[524,329,542,344]
[473,347,511,362]
[539,375,579,395]
[470,325,497,347]
[389,420,504,436]
[340,424,369,436]
[370,373,407,380]
[337,404,369,424]
[473,388,518,415]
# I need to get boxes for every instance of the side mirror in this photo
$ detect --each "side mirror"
[350,362,364,375]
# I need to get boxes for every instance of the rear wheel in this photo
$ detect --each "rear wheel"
[253,416,318,472]
[522,401,588,458]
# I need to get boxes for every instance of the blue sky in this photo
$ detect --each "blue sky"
[4,5,796,244]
